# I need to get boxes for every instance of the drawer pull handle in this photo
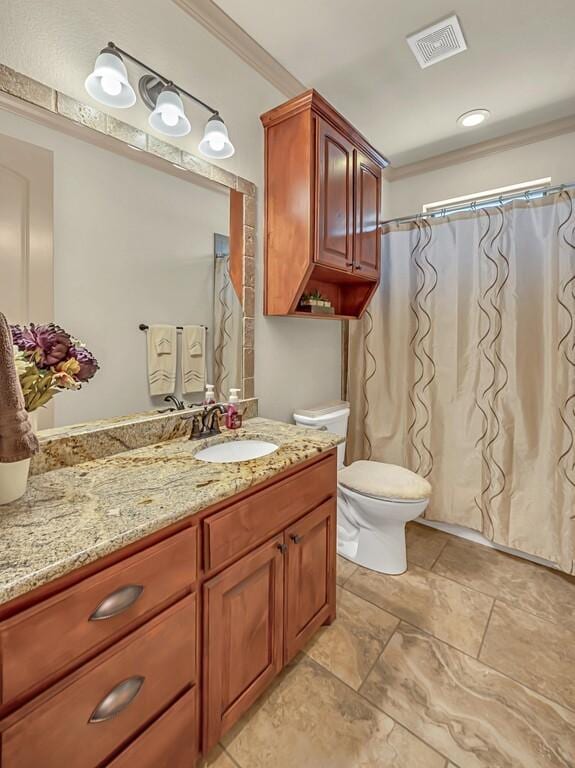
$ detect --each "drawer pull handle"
[89,676,145,724]
[290,534,302,544]
[89,584,144,621]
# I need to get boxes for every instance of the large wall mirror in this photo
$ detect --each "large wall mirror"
[0,66,255,431]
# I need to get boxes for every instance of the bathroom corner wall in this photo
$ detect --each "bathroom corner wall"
[0,0,342,425]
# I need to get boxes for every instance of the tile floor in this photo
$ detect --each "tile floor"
[203,523,575,767]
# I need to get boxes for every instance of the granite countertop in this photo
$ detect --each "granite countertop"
[0,418,342,607]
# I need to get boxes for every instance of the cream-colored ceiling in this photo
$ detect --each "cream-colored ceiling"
[212,0,575,165]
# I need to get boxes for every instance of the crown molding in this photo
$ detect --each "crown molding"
[172,0,305,98]
[385,114,575,181]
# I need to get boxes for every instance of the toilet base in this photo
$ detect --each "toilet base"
[337,486,429,576]
[337,521,408,575]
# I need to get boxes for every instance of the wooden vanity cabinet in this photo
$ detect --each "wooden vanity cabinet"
[203,535,285,750]
[284,498,336,663]
[261,89,388,319]
[0,449,337,767]
[202,454,337,750]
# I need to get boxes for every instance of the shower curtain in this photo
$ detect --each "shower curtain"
[213,247,242,403]
[346,190,575,573]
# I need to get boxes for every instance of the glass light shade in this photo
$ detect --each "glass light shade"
[198,115,235,159]
[85,49,136,108]
[148,86,191,137]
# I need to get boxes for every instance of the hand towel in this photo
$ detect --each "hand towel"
[181,325,206,394]
[0,312,39,462]
[147,325,177,396]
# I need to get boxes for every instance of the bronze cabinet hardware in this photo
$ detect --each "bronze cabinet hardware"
[289,534,302,544]
[88,676,145,723]
[276,542,288,554]
[89,584,144,621]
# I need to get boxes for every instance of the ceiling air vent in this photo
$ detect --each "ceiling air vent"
[407,15,467,69]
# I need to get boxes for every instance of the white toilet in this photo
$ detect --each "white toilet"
[293,402,432,575]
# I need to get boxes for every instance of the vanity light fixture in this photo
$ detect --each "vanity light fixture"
[148,85,191,137]
[457,109,490,128]
[198,114,234,159]
[84,47,136,108]
[85,42,235,157]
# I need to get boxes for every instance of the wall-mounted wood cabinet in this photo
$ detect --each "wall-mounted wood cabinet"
[261,90,388,319]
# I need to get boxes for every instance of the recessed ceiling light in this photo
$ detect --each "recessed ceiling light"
[457,109,490,128]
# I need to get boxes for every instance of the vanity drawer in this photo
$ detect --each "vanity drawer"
[108,688,198,768]
[0,526,197,706]
[204,453,336,572]
[1,596,196,768]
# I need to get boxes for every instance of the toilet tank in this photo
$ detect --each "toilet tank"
[293,401,350,468]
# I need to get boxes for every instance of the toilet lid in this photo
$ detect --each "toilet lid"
[338,460,432,501]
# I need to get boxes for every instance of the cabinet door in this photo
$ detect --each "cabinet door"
[353,150,381,279]
[203,536,285,750]
[316,118,354,271]
[284,498,336,663]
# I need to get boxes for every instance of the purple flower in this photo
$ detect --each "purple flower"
[11,323,72,368]
[69,345,99,382]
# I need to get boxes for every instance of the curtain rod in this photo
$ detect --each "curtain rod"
[381,181,575,227]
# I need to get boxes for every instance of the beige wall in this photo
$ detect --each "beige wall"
[387,131,575,219]
[0,0,342,424]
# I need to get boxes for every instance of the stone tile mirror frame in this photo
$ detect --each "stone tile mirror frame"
[0,63,256,401]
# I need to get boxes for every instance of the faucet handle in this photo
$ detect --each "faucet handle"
[190,414,202,439]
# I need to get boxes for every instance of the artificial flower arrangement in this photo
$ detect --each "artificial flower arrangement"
[10,323,99,412]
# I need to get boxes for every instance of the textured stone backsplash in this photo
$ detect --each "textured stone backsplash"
[31,399,258,475]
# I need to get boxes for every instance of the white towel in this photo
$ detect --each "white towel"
[147,325,177,396]
[181,325,206,394]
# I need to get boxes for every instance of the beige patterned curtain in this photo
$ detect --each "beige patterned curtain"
[213,242,242,403]
[347,190,575,573]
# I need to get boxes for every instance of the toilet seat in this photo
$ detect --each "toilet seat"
[337,484,428,504]
[338,460,432,502]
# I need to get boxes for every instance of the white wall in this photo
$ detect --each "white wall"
[0,108,229,426]
[0,0,342,425]
[388,131,575,219]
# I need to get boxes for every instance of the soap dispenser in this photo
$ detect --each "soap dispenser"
[203,384,215,405]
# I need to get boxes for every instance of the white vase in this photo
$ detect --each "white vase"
[0,411,38,506]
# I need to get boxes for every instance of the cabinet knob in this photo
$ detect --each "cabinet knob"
[88,676,145,723]
[89,584,144,621]
[290,534,302,544]
[276,543,288,554]
[355,264,362,270]
[345,261,353,267]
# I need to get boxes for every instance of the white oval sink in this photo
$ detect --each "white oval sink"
[194,439,279,463]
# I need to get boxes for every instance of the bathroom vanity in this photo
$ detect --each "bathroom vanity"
[0,416,340,767]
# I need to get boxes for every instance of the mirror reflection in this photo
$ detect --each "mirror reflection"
[0,107,243,430]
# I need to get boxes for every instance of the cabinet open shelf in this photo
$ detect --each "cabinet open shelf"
[291,263,379,319]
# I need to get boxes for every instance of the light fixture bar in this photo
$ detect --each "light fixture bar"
[106,41,219,117]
